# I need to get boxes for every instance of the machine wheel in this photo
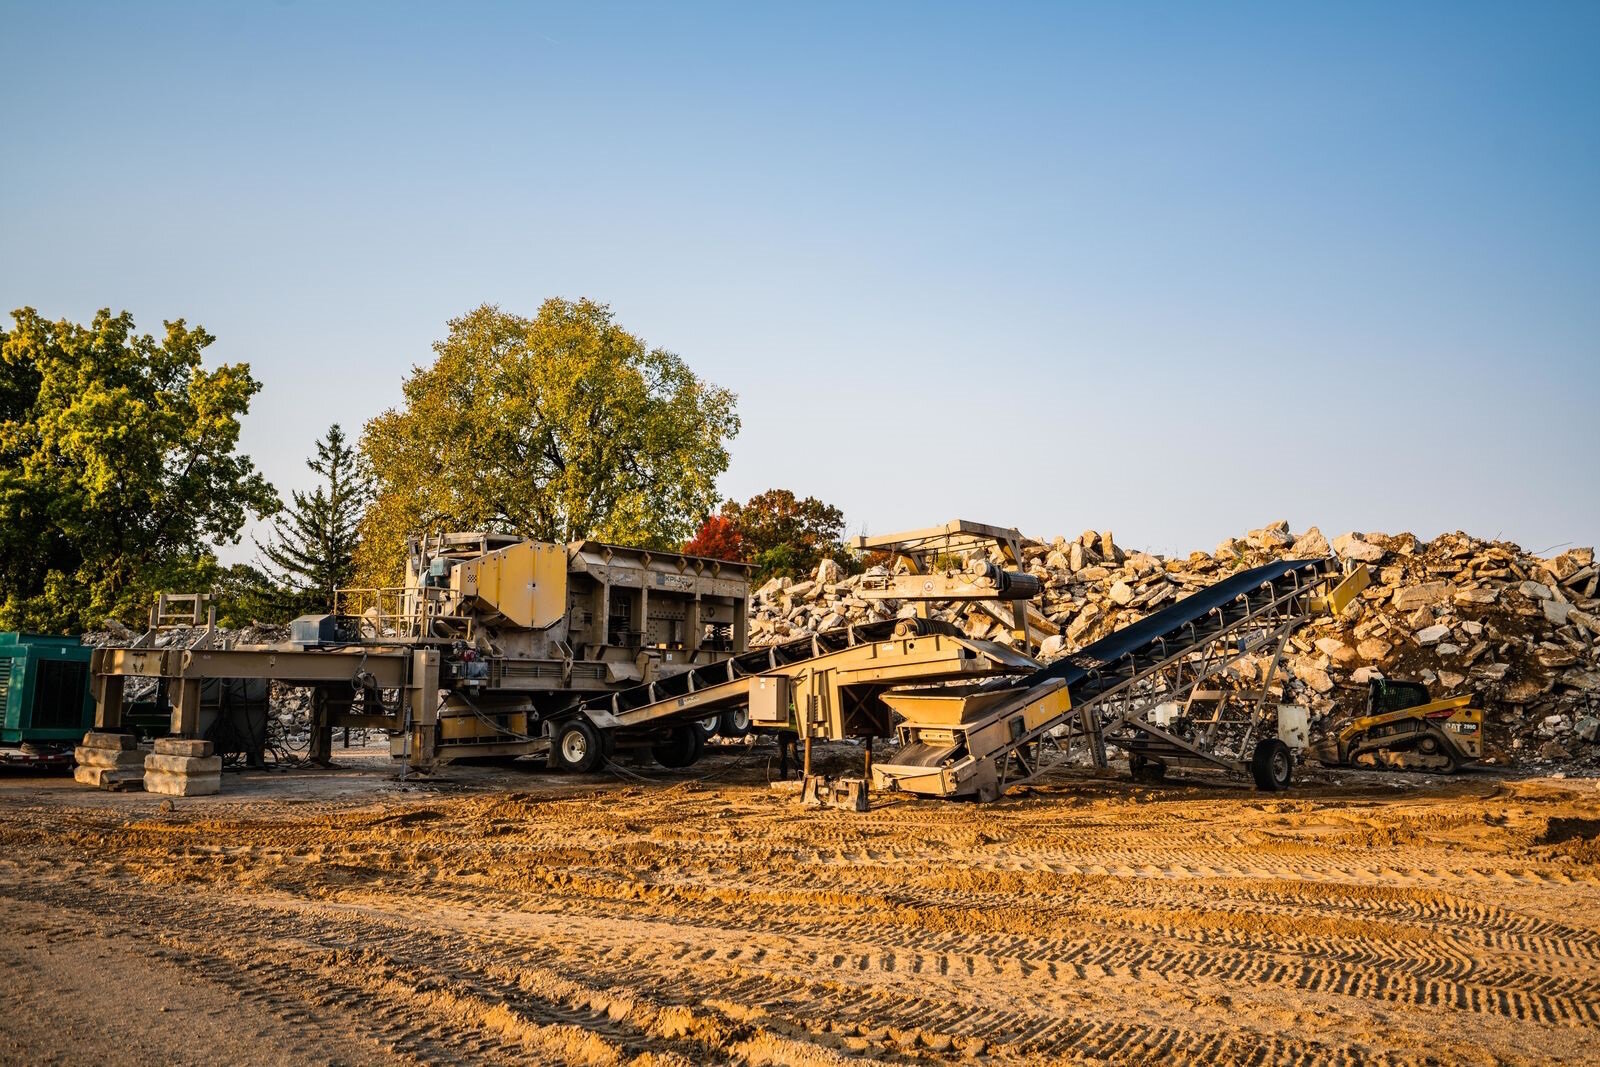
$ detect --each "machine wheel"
[1416,729,1461,773]
[1129,753,1167,782]
[1250,738,1294,791]
[717,708,752,739]
[550,718,604,773]
[652,724,704,769]
[693,714,721,740]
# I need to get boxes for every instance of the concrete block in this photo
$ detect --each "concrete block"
[74,765,144,790]
[74,747,146,769]
[153,738,216,758]
[1392,583,1451,611]
[142,770,221,797]
[1415,624,1452,646]
[144,753,222,776]
[81,731,138,751]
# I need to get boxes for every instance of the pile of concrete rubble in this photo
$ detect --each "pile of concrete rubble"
[82,620,291,649]
[749,523,1600,770]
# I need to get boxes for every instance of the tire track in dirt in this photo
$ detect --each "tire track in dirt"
[3,771,1597,1065]
[7,881,1408,1067]
[0,882,893,1067]
[381,860,1600,1025]
[35,810,1598,1028]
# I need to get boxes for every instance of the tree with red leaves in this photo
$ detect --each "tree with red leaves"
[682,514,746,562]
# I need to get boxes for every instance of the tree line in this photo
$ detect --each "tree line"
[0,298,852,633]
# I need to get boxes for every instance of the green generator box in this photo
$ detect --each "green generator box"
[0,633,96,757]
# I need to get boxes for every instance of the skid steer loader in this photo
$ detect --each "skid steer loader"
[1311,677,1482,772]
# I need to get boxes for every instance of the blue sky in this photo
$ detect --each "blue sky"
[4,2,1597,560]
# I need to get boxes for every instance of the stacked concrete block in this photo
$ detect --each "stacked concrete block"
[143,738,222,796]
[74,732,145,790]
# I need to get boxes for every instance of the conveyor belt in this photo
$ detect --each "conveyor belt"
[573,617,963,719]
[873,557,1343,799]
[1028,558,1333,703]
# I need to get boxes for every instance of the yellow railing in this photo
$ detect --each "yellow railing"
[334,586,476,641]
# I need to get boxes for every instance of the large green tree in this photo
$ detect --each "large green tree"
[258,424,371,616]
[0,308,279,631]
[357,299,739,586]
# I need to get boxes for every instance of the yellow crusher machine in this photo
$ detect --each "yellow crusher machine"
[88,520,1416,799]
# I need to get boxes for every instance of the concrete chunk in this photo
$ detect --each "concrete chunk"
[1293,663,1335,693]
[1292,527,1330,557]
[81,731,137,751]
[74,747,146,770]
[74,765,144,790]
[145,753,223,776]
[152,738,217,759]
[1356,638,1393,661]
[1415,624,1452,646]
[1332,533,1386,562]
[142,770,221,797]
[1392,583,1451,611]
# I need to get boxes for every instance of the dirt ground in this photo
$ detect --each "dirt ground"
[1,743,1597,1066]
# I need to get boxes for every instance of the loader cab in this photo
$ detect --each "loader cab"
[1366,678,1431,716]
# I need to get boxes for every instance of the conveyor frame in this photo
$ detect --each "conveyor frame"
[570,617,1038,738]
[875,559,1347,798]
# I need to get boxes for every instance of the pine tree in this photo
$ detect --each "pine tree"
[258,425,372,616]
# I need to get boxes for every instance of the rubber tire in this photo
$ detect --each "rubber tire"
[1129,753,1167,783]
[651,724,704,769]
[717,708,752,740]
[693,714,721,741]
[550,718,604,773]
[1250,738,1294,791]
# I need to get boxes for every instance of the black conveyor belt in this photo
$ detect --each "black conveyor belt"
[1019,558,1335,703]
